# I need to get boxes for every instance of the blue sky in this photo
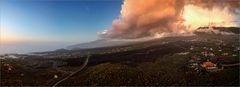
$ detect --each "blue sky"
[0,0,122,54]
[1,0,122,43]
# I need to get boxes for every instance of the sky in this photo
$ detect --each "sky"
[0,0,122,54]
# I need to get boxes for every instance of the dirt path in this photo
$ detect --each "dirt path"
[52,55,90,87]
[222,63,240,67]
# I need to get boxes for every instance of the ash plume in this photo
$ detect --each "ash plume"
[98,0,240,39]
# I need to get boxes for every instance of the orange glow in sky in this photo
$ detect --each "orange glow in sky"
[182,5,237,29]
[1,26,27,43]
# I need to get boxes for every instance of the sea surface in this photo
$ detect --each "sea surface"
[0,42,71,54]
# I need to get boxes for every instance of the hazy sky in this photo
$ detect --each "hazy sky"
[0,0,122,54]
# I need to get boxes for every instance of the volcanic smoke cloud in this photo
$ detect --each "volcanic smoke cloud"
[98,0,240,39]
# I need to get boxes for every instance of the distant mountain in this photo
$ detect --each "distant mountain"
[67,39,145,50]
[196,27,240,34]
[68,27,239,50]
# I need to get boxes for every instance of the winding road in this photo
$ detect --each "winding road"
[222,63,240,67]
[53,54,90,87]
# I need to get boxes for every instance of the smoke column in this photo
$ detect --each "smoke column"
[98,0,240,39]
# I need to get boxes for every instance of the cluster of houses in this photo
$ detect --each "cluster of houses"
[188,54,220,73]
[2,63,14,71]
[0,54,19,59]
[188,43,239,73]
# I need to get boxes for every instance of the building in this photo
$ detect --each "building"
[54,75,58,79]
[201,60,218,72]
